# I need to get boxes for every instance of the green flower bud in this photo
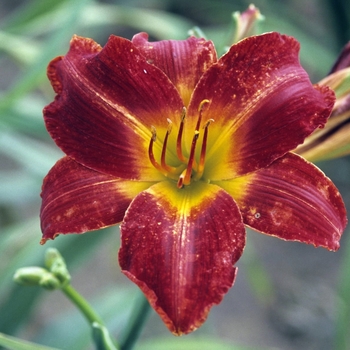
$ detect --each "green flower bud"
[45,247,64,269]
[45,248,71,286]
[14,266,60,290]
[14,267,49,285]
[39,273,61,290]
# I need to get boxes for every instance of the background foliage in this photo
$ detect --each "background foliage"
[0,0,349,349]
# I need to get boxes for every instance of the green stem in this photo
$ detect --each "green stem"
[335,232,350,350]
[61,284,105,325]
[121,293,152,350]
[61,284,120,350]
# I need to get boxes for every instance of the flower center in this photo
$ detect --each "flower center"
[148,99,213,189]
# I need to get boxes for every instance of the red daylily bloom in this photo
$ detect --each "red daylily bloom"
[40,32,347,335]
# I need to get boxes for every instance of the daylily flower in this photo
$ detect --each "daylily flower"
[295,41,350,162]
[40,32,347,335]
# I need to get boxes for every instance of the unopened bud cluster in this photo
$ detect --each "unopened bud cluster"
[14,248,71,290]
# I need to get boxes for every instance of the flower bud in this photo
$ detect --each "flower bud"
[39,273,61,290]
[13,266,60,290]
[45,248,71,286]
[231,4,264,43]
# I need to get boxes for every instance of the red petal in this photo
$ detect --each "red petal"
[132,32,217,106]
[186,32,335,180]
[40,157,152,242]
[216,153,347,250]
[119,181,245,335]
[44,34,184,180]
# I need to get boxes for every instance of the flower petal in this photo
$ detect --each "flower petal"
[132,32,217,106]
[216,153,347,251]
[40,157,152,242]
[186,32,335,180]
[44,34,184,180]
[118,181,245,335]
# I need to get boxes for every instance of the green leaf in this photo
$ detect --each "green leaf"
[80,3,194,40]
[0,31,40,64]
[0,131,62,177]
[0,0,70,33]
[0,95,49,136]
[0,0,92,112]
[135,337,271,350]
[0,332,60,350]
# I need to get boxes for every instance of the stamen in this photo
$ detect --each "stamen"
[161,119,177,174]
[199,99,210,111]
[176,107,187,163]
[152,100,212,188]
[194,119,214,181]
[148,126,163,172]
[196,99,210,131]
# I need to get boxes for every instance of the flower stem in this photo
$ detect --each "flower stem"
[61,284,104,325]
[120,293,152,350]
[61,284,120,350]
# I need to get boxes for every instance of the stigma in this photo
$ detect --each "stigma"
[148,100,212,189]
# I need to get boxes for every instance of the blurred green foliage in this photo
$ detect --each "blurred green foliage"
[0,0,349,349]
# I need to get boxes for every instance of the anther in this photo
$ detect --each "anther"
[198,99,210,112]
[166,118,173,133]
[195,99,210,131]
[151,126,157,141]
